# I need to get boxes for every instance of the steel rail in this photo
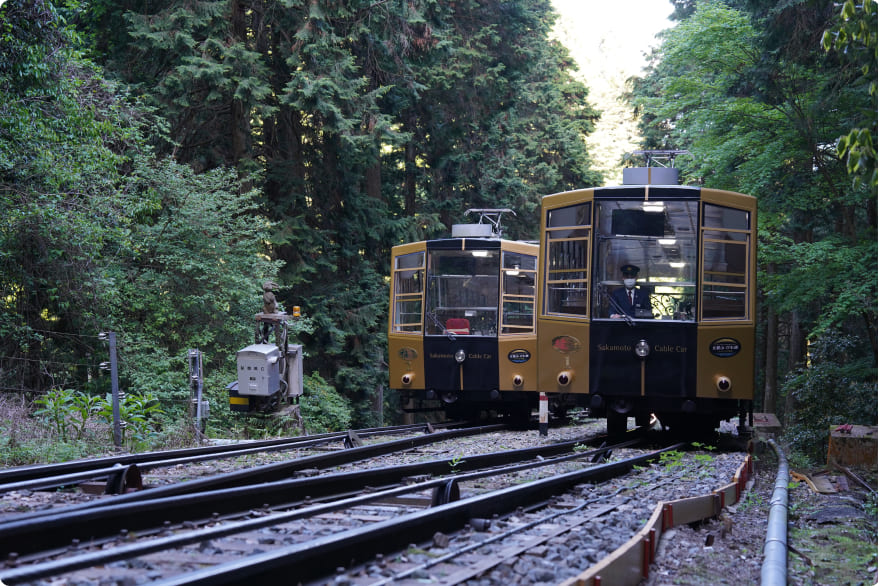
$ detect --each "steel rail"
[0,422,460,493]
[0,438,658,584]
[0,423,504,526]
[148,443,684,586]
[370,488,628,585]
[0,433,637,558]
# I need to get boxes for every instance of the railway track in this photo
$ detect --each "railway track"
[0,425,622,557]
[0,421,470,495]
[0,422,752,585]
[1,440,676,584]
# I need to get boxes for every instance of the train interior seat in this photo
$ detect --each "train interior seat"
[445,318,470,334]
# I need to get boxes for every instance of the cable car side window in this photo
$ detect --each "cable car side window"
[392,252,425,333]
[701,204,750,320]
[501,251,536,334]
[544,203,591,316]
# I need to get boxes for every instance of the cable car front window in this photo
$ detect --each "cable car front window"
[593,200,698,321]
[425,249,499,336]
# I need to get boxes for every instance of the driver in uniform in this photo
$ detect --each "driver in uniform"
[610,264,652,318]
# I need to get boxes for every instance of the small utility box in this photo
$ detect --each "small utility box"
[237,344,281,396]
[286,344,304,398]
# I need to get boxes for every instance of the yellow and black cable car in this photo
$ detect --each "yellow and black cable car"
[537,167,757,434]
[388,210,539,420]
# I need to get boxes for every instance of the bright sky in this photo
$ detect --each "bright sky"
[551,0,675,184]
[552,1,674,75]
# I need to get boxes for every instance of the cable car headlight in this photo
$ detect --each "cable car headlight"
[557,370,573,387]
[454,349,467,363]
[715,375,732,393]
[634,340,650,359]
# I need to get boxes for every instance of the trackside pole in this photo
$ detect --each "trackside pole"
[539,392,548,436]
[99,331,122,448]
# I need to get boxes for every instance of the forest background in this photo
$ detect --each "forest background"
[0,0,875,465]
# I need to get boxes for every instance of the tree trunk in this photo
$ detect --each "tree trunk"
[763,302,778,414]
[373,384,384,425]
[404,140,416,215]
[789,309,804,371]
[230,0,249,167]
[783,309,804,429]
[366,160,382,201]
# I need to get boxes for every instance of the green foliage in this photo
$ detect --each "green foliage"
[781,330,877,461]
[33,388,100,441]
[658,449,685,470]
[1,0,282,436]
[822,0,878,187]
[0,0,69,90]
[0,393,100,465]
[0,1,140,193]
[95,391,164,451]
[298,372,352,433]
[33,389,78,442]
[32,386,164,452]
[117,0,274,171]
[835,127,877,186]
[0,0,146,396]
[398,0,601,236]
[111,155,282,354]
[789,507,878,584]
[28,387,165,456]
[75,0,603,432]
[737,487,766,514]
[631,0,872,210]
[690,441,715,452]
[762,236,877,339]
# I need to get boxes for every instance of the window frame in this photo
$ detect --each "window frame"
[700,203,752,322]
[500,250,537,335]
[391,251,425,334]
[542,203,592,318]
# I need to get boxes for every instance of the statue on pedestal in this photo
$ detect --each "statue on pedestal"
[262,281,278,314]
